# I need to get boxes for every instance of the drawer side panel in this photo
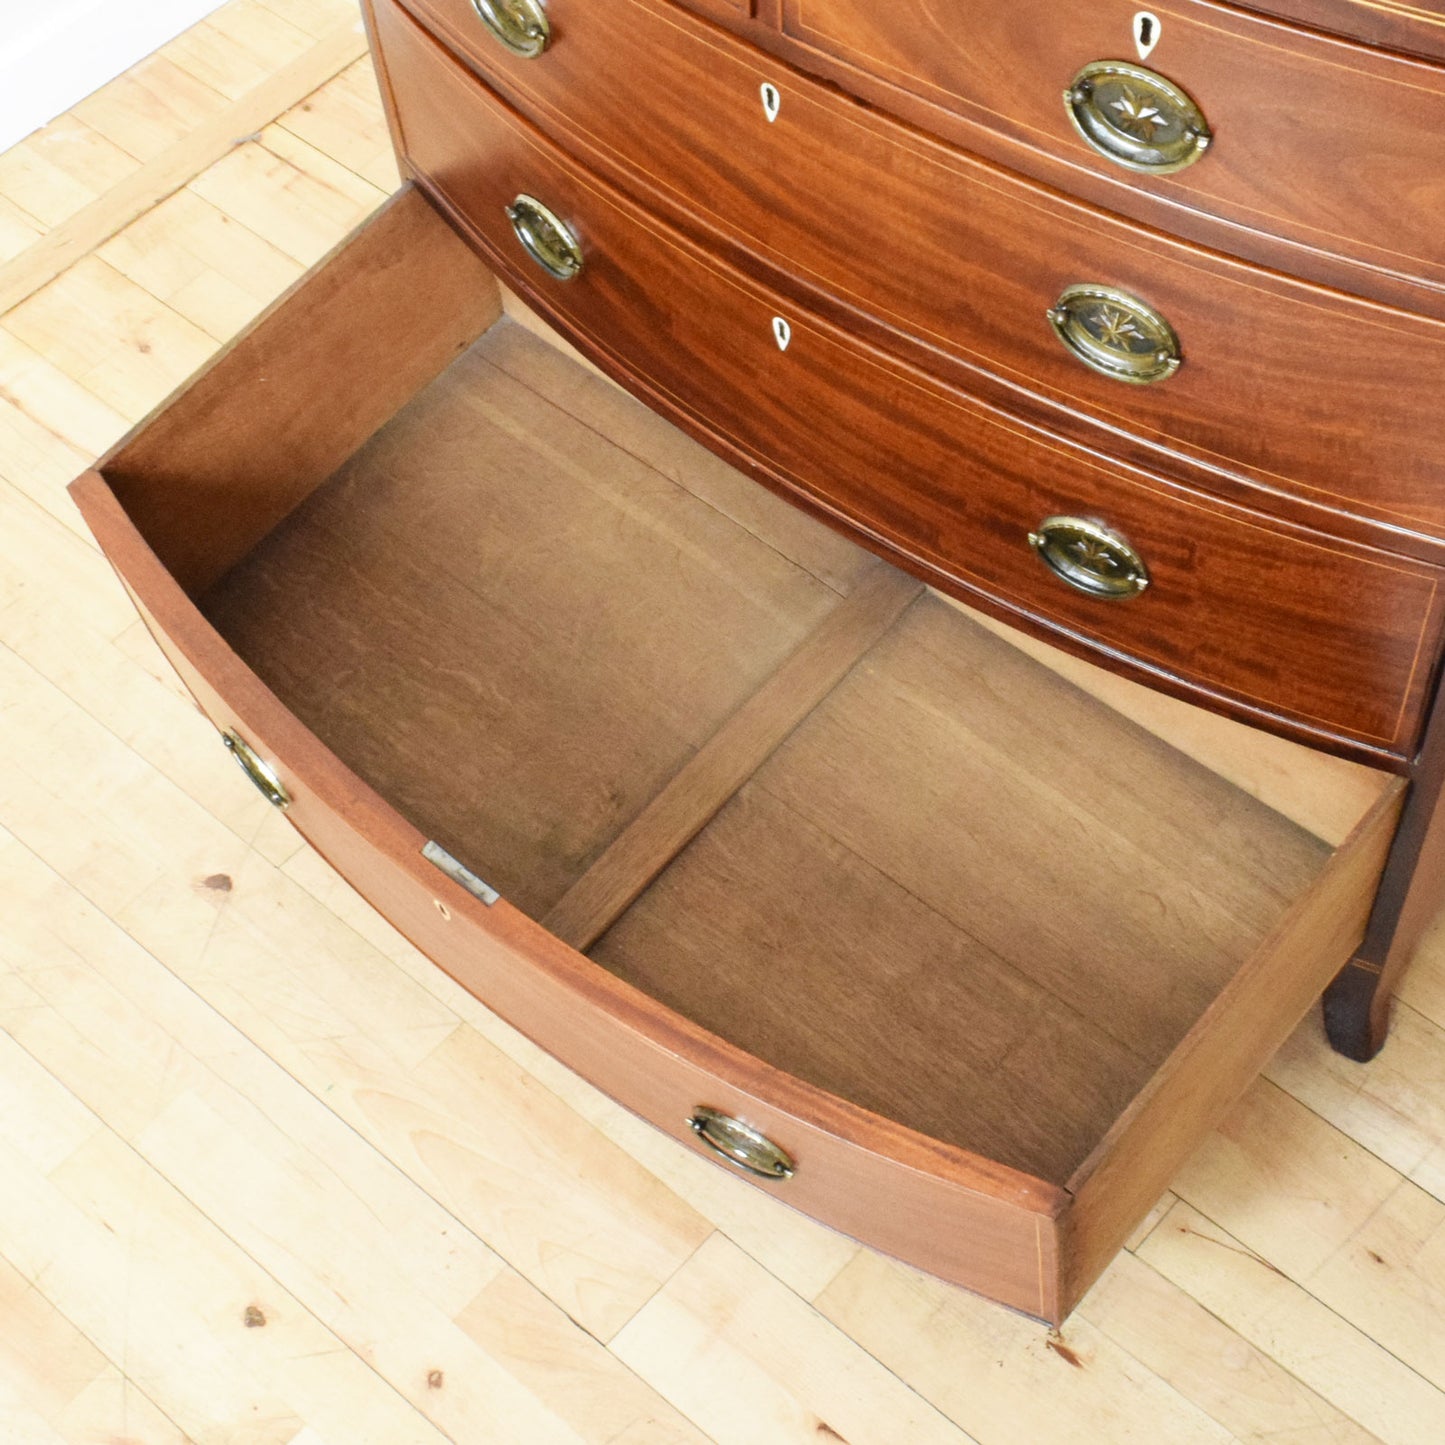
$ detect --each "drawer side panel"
[1059,780,1402,1312]
[99,187,500,598]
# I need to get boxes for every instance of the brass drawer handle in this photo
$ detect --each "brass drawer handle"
[470,0,550,57]
[1065,60,1211,174]
[1028,517,1150,600]
[688,1107,795,1181]
[506,194,583,281]
[1047,284,1180,385]
[222,729,290,809]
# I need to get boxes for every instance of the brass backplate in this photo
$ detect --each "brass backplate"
[1047,283,1181,385]
[1065,60,1212,175]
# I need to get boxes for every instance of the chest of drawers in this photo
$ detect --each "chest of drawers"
[70,0,1445,1321]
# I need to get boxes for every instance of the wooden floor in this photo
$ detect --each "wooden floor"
[2,3,1445,1440]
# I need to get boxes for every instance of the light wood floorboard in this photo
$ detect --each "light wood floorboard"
[1,5,1442,1441]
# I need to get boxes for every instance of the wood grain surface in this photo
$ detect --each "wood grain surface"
[1159,0,1445,63]
[0,1,370,318]
[495,292,1400,846]
[774,0,1445,286]
[74,376,1387,1322]
[543,561,923,950]
[71,462,1076,1322]
[101,185,500,595]
[683,0,755,16]
[63,0,1439,1333]
[1062,779,1404,1312]
[592,592,1335,1184]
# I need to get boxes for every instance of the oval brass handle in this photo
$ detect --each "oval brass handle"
[688,1108,795,1181]
[222,729,290,808]
[470,0,550,57]
[1047,284,1180,385]
[1064,60,1211,175]
[1028,517,1150,600]
[506,195,583,281]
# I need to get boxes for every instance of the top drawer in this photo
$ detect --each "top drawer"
[398,0,1445,546]
[1224,0,1445,62]
[768,0,1445,297]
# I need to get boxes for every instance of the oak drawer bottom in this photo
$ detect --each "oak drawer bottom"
[196,311,1334,1181]
[74,191,1400,1322]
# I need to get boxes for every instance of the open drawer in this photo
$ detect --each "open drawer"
[71,187,1403,1323]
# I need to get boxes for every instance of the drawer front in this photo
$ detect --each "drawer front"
[397,0,1445,547]
[375,0,1445,758]
[774,0,1445,291]
[70,467,1065,1323]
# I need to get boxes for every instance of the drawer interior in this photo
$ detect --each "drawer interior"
[201,321,865,919]
[192,295,1354,1189]
[588,594,1327,1183]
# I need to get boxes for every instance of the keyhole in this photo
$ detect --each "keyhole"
[772,316,792,351]
[1133,11,1160,59]
[760,82,781,123]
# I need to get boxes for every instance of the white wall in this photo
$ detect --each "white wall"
[0,0,230,154]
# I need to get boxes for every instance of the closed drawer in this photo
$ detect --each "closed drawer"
[771,0,1445,296]
[1197,0,1445,64]
[376,0,1445,760]
[71,185,1402,1324]
[396,0,1445,550]
[682,0,752,16]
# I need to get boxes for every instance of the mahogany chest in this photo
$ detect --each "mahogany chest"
[71,0,1445,1320]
